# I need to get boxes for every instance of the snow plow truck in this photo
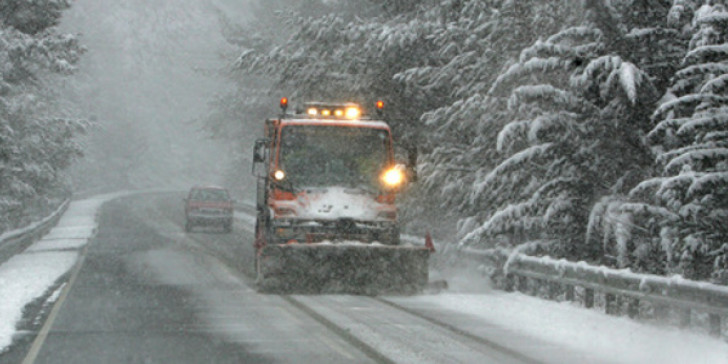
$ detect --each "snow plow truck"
[251,98,432,294]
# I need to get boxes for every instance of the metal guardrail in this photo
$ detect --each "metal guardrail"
[458,247,728,338]
[0,199,70,265]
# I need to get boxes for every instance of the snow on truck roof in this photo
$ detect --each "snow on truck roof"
[278,118,391,129]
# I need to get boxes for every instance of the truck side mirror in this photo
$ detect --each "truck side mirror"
[252,138,269,177]
[253,139,267,163]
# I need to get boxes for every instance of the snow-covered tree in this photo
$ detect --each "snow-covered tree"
[456,2,665,263]
[0,0,84,232]
[0,0,70,34]
[612,1,728,282]
[404,0,583,236]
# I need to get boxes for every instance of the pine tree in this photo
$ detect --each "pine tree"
[0,0,84,232]
[461,3,660,263]
[623,1,728,282]
[407,1,584,239]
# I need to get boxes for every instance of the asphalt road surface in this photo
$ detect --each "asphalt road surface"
[11,193,537,364]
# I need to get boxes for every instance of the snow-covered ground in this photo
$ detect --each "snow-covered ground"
[0,193,129,352]
[234,208,728,363]
[389,291,728,364]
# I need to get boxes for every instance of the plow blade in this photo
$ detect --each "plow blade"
[256,244,430,295]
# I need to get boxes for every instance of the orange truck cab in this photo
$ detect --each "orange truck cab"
[252,100,409,249]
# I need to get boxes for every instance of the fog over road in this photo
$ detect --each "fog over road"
[61,0,248,192]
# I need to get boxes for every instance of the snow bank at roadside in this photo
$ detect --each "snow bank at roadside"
[0,252,78,351]
[395,292,728,364]
[0,192,132,352]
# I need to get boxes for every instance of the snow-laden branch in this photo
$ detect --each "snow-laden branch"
[684,44,728,65]
[675,62,728,81]
[653,94,728,120]
[471,143,555,200]
[508,84,597,115]
[664,147,728,174]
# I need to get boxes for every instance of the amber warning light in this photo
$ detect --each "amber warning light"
[280,97,289,113]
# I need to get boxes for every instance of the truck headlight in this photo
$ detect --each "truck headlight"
[381,166,404,187]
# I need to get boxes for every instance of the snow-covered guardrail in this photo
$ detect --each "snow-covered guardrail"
[459,247,728,338]
[0,199,70,265]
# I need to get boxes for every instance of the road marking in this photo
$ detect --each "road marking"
[316,331,356,360]
[21,245,89,364]
[375,298,543,364]
[283,295,396,364]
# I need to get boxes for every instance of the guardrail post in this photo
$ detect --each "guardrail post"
[518,276,528,294]
[547,282,559,300]
[584,288,595,308]
[531,279,546,297]
[565,285,575,301]
[709,314,721,337]
[679,309,691,328]
[605,293,617,315]
[627,298,639,319]
[502,274,514,292]
[531,278,542,296]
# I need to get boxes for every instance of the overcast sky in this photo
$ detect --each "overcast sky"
[60,0,252,192]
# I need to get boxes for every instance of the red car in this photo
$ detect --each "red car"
[184,186,234,233]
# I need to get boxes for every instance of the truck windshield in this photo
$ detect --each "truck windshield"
[279,125,391,190]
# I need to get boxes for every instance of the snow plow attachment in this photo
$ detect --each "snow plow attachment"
[256,244,430,295]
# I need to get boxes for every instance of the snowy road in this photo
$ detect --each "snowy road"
[1,193,534,363]
[2,193,727,363]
